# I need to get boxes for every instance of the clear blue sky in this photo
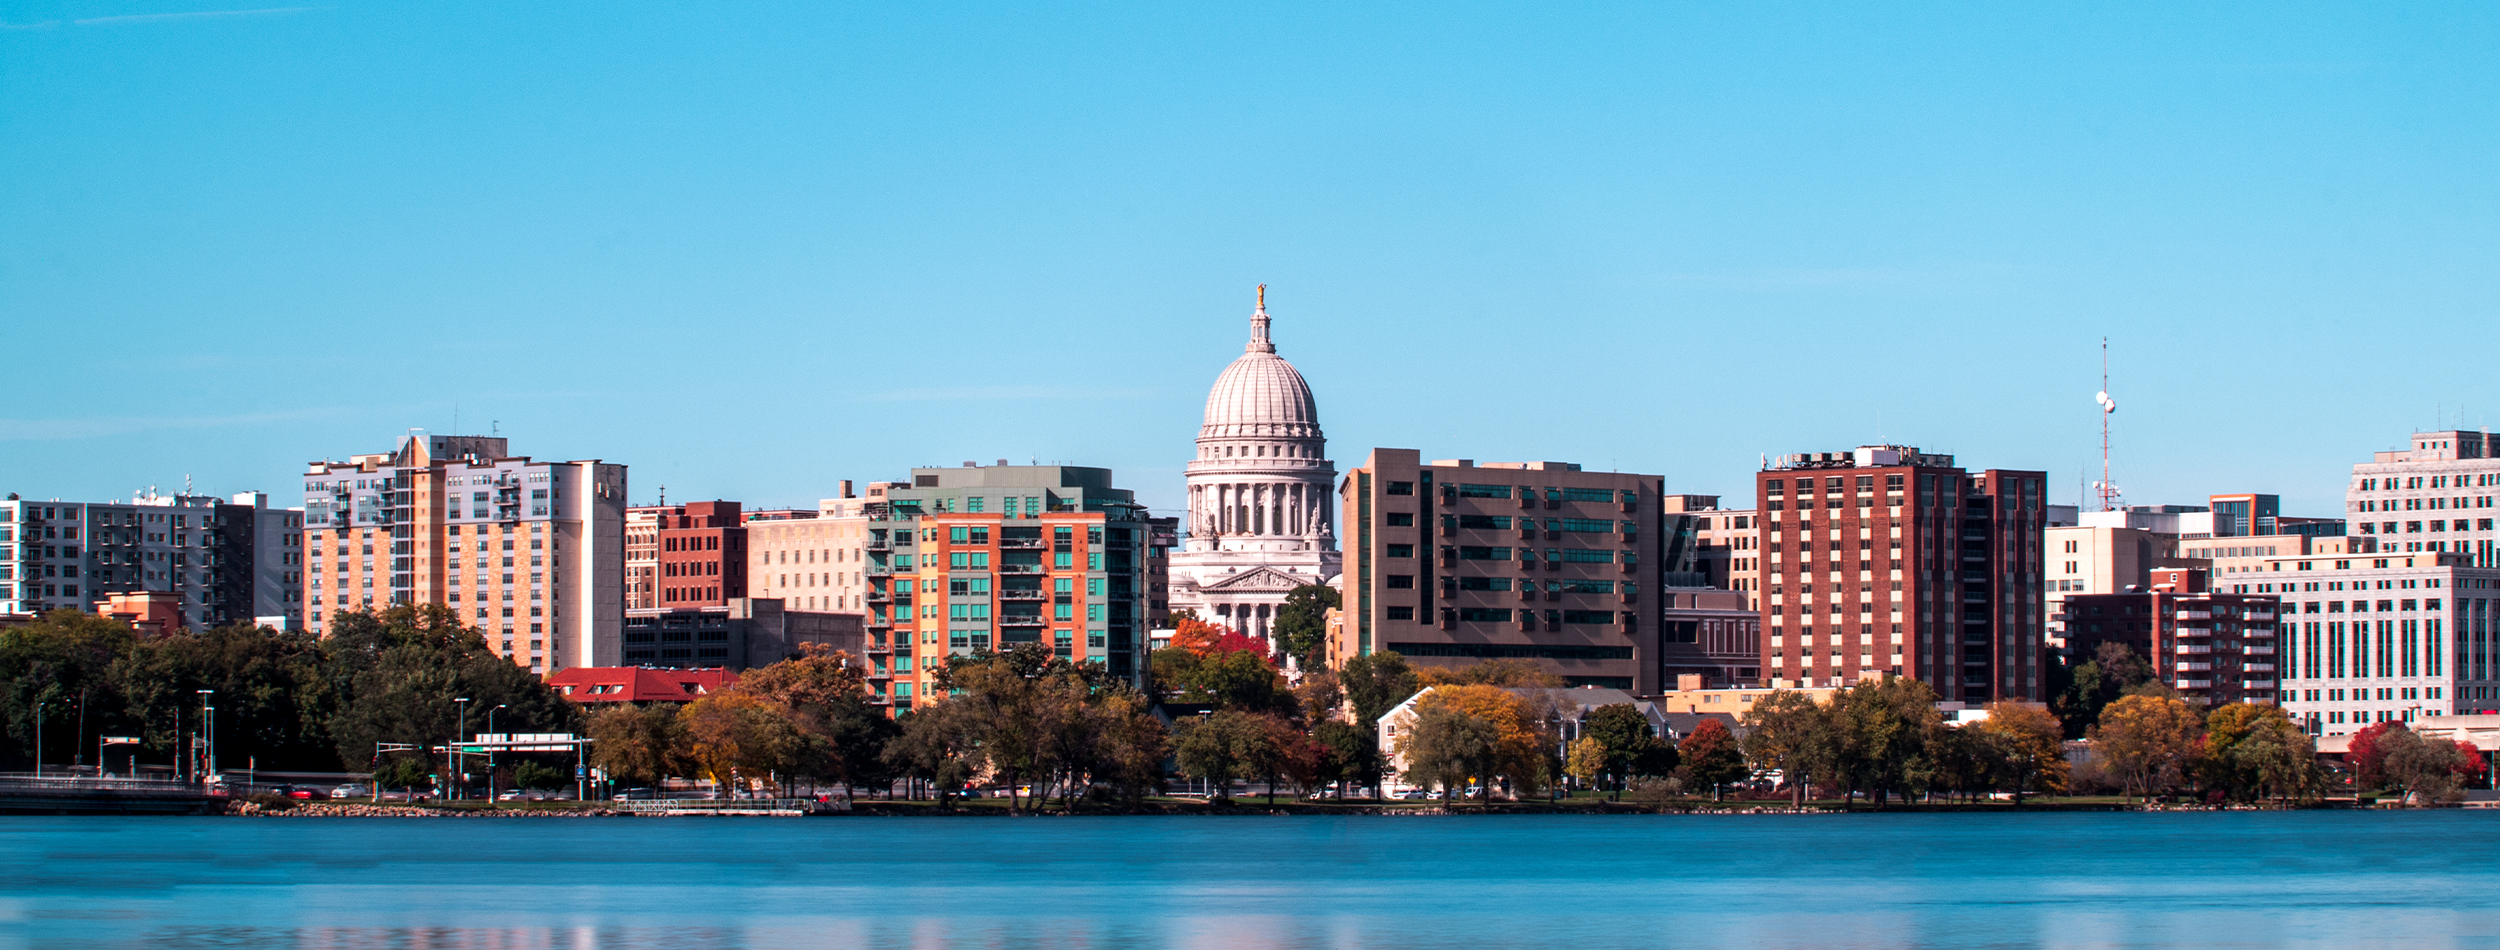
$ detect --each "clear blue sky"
[4,1,2494,520]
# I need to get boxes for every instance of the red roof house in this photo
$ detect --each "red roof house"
[547,667,738,704]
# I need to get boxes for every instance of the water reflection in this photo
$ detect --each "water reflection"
[6,813,2499,950]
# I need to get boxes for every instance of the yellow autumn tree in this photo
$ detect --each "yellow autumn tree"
[2088,693,2201,801]
[1412,684,1553,798]
[1975,702,2068,803]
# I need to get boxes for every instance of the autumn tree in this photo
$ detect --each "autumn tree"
[2346,720,2405,791]
[2088,693,2202,800]
[1565,736,1607,791]
[1400,704,1499,805]
[2226,710,2322,803]
[883,702,978,806]
[678,690,801,794]
[1174,709,1284,802]
[1678,717,1748,802]
[2051,641,2158,738]
[1976,702,2068,803]
[1826,677,1940,807]
[1416,658,1564,689]
[1312,719,1380,800]
[1407,685,1552,799]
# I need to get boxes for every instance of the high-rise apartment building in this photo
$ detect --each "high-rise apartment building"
[1756,445,2048,702]
[2347,430,2500,568]
[849,465,1160,706]
[1,491,303,629]
[1334,450,1659,691]
[300,434,625,675]
[2063,568,2280,708]
[1686,506,1761,601]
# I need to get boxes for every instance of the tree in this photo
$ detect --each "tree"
[2052,641,2157,738]
[2347,720,2405,791]
[678,690,801,794]
[1740,690,1827,806]
[585,702,684,788]
[1565,736,1607,791]
[1399,704,1499,805]
[2380,728,2470,805]
[373,757,431,795]
[1584,704,1675,799]
[2089,693,2202,800]
[1976,702,2068,803]
[883,703,977,806]
[513,760,567,790]
[1678,718,1747,802]
[1273,584,1340,667]
[1826,677,1940,807]
[1170,617,1268,659]
[1410,685,1552,799]
[1926,724,1997,803]
[1294,670,1345,725]
[2228,712,2322,803]
[1416,658,1564,689]
[1173,709,1282,802]
[1340,652,1418,729]
[1312,719,1379,800]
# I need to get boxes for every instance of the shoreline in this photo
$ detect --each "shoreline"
[204,798,2396,818]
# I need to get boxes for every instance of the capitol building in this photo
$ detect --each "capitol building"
[1168,288,1342,641]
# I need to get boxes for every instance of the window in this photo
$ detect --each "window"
[1457,515,1511,529]
[1457,607,1512,622]
[1386,575,1415,589]
[1386,544,1415,557]
[1560,610,1616,624]
[1386,513,1414,527]
[1386,481,1415,496]
[1559,488,1612,503]
[1457,577,1512,591]
[1558,548,1615,564]
[1457,546,1509,560]
[1385,606,1415,620]
[1556,518,1611,532]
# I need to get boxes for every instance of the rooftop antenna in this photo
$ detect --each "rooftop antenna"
[492,420,500,436]
[658,484,666,507]
[2093,338,2122,512]
[184,474,193,497]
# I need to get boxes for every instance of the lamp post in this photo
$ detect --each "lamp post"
[454,697,471,802]
[196,689,215,782]
[486,704,507,804]
[32,700,44,778]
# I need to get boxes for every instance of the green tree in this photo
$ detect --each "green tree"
[1,610,139,771]
[882,703,978,805]
[1827,677,1941,807]
[513,760,567,790]
[2227,711,2322,803]
[1926,723,1996,803]
[1677,718,1747,802]
[1398,704,1499,805]
[1740,690,1828,806]
[2052,641,2158,738]
[1173,709,1282,802]
[2379,728,2474,805]
[1340,651,1418,729]
[1312,719,1380,800]
[1272,584,1340,667]
[1584,703,1675,799]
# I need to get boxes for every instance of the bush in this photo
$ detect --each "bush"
[514,760,568,790]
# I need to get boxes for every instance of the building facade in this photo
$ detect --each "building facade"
[1169,290,1342,641]
[301,434,626,675]
[1655,586,1761,688]
[1756,445,2049,702]
[1335,450,1659,691]
[857,465,1162,706]
[620,598,866,671]
[2347,430,2500,567]
[2256,549,2500,733]
[627,501,746,609]
[2063,568,2280,708]
[2,491,303,630]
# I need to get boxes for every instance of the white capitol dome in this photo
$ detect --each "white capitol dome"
[1171,286,1343,644]
[1200,316,1320,439]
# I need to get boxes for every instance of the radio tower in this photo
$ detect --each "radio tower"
[2093,338,2122,512]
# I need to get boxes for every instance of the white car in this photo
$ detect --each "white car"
[333,784,371,799]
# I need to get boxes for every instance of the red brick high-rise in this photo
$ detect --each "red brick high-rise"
[1756,446,2047,703]
[636,500,746,609]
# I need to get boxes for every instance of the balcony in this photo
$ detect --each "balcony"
[2243,645,2276,656]
[2174,626,2212,638]
[2175,644,2212,655]
[998,616,1046,628]
[2175,662,2212,672]
[2243,663,2277,673]
[2175,678,2214,689]
[999,589,1046,601]
[2176,610,2211,620]
[1002,538,1046,550]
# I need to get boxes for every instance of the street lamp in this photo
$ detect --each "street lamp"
[486,704,507,804]
[454,697,471,802]
[196,690,215,782]
[32,700,44,778]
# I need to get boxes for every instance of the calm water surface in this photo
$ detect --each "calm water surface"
[4,812,2496,949]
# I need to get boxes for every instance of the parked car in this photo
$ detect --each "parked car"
[1396,788,1435,800]
[333,784,371,799]
[287,787,326,800]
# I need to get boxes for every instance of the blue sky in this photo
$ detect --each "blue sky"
[2,1,2494,520]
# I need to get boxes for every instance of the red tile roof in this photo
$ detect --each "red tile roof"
[547,667,739,704]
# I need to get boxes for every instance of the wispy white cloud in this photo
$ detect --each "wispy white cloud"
[870,385,1157,403]
[71,6,323,27]
[0,19,62,29]
[0,409,342,441]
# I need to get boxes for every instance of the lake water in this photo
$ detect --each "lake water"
[4,811,2495,949]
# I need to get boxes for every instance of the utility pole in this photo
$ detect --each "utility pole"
[197,689,216,781]
[486,704,506,804]
[454,697,471,802]
[2094,338,2122,512]
[33,700,43,777]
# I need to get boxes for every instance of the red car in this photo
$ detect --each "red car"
[286,787,327,801]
